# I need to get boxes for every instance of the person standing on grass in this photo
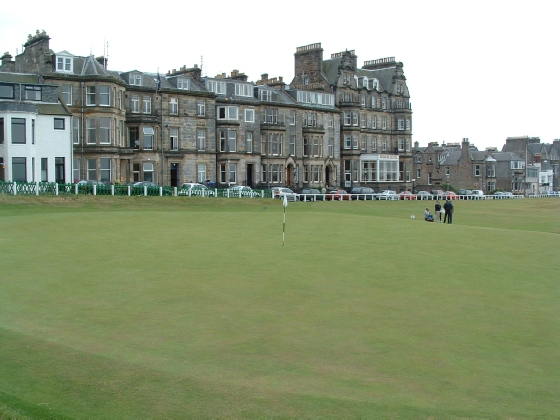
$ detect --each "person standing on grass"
[443,199,454,224]
[435,200,442,223]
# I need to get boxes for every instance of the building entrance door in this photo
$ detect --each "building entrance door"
[170,163,179,187]
[246,164,253,188]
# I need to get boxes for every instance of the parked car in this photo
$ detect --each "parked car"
[270,187,299,201]
[398,190,417,200]
[416,190,434,200]
[126,181,158,188]
[178,182,215,197]
[326,189,352,200]
[431,189,445,197]
[377,190,399,200]
[445,191,459,200]
[470,190,485,199]
[458,189,472,196]
[300,188,322,201]
[547,191,559,197]
[351,187,376,200]
[227,185,261,198]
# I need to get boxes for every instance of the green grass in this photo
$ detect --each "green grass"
[0,195,559,418]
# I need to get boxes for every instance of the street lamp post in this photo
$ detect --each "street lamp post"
[446,174,449,192]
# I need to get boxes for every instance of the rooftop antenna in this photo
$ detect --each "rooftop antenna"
[201,55,203,73]
[106,41,109,70]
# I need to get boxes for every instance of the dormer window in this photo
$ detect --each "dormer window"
[362,77,368,88]
[259,89,272,102]
[56,55,73,73]
[177,78,189,90]
[205,80,226,95]
[235,83,253,97]
[129,74,142,86]
[343,74,351,85]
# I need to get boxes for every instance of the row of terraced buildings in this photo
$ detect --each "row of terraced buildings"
[0,31,413,191]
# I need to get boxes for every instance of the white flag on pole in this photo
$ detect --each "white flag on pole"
[283,195,288,207]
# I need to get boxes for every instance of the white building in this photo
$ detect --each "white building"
[0,73,72,183]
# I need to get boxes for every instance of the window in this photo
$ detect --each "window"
[271,164,282,183]
[41,158,48,182]
[236,83,253,97]
[271,133,282,156]
[247,132,253,153]
[100,158,111,182]
[118,91,123,109]
[353,135,359,150]
[352,112,358,126]
[265,108,279,124]
[143,162,154,182]
[205,80,226,94]
[197,100,205,116]
[87,158,97,180]
[511,161,525,169]
[0,83,14,99]
[344,112,352,126]
[245,109,255,122]
[170,98,178,115]
[12,157,26,182]
[133,163,140,181]
[261,164,267,183]
[11,118,26,144]
[143,127,154,150]
[73,158,80,183]
[290,111,296,125]
[197,130,205,151]
[474,165,480,176]
[217,106,238,120]
[305,112,316,127]
[177,78,189,90]
[398,119,405,130]
[118,120,124,146]
[259,89,272,101]
[372,136,377,151]
[289,135,295,156]
[328,115,333,128]
[328,136,334,157]
[131,95,139,113]
[361,136,367,151]
[382,137,387,151]
[220,130,227,152]
[54,118,65,130]
[86,118,96,144]
[372,115,377,129]
[86,86,96,106]
[406,119,411,130]
[398,137,405,151]
[428,172,432,185]
[99,118,111,144]
[143,96,151,114]
[25,85,41,101]
[371,97,376,109]
[198,164,206,183]
[382,116,387,130]
[221,163,236,183]
[99,86,111,106]
[170,128,179,150]
[62,85,72,105]
[361,114,366,128]
[129,74,142,86]
[381,99,386,109]
[70,118,79,144]
[343,134,351,150]
[0,118,3,144]
[228,130,236,152]
[57,56,72,72]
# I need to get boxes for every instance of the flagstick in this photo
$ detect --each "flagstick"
[282,204,286,246]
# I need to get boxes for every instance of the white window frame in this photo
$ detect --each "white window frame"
[62,85,72,106]
[56,56,73,73]
[217,106,238,121]
[197,129,205,151]
[170,98,178,115]
[129,74,142,86]
[170,128,179,150]
[205,80,226,95]
[143,96,151,114]
[99,117,111,144]
[86,86,96,106]
[131,95,139,113]
[177,78,189,90]
[99,85,111,107]
[245,108,255,122]
[197,100,205,116]
[246,132,253,153]
[236,83,254,97]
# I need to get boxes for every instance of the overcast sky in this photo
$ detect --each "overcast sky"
[1,0,558,150]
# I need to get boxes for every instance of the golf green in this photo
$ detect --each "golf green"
[0,196,558,418]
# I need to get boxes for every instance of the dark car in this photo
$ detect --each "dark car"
[351,187,376,200]
[300,188,322,202]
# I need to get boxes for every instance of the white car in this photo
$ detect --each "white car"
[377,190,399,200]
[271,187,299,201]
[178,183,215,197]
[227,185,261,198]
[471,189,485,199]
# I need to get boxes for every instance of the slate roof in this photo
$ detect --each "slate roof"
[322,56,399,93]
[441,150,462,165]
[492,152,524,162]
[0,101,69,116]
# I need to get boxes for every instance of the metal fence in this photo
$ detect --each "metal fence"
[0,182,273,199]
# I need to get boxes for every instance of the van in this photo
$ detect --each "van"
[471,190,485,199]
